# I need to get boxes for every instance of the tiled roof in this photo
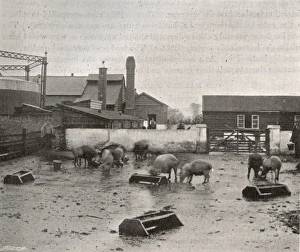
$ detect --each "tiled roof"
[87,74,124,81]
[81,82,122,105]
[58,104,143,121]
[46,76,87,96]
[203,95,300,112]
[8,75,124,96]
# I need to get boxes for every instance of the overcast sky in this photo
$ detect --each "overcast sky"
[0,0,299,112]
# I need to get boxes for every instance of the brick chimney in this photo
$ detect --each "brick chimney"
[125,56,135,116]
[98,62,107,110]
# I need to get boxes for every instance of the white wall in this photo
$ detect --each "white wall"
[65,127,208,153]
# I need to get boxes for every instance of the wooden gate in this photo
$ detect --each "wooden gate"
[209,129,269,154]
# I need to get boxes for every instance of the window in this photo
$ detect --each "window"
[252,115,259,129]
[237,115,245,128]
[237,114,259,129]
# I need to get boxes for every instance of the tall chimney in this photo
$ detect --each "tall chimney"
[98,61,107,110]
[125,56,135,116]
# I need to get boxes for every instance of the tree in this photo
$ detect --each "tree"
[168,108,184,124]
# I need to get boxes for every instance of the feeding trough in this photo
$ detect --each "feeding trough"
[119,210,183,236]
[4,170,35,185]
[129,173,169,186]
[242,184,291,199]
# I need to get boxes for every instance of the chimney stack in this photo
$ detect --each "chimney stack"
[125,56,135,116]
[98,61,107,110]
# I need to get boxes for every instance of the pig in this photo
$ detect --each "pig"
[100,143,127,168]
[149,154,179,182]
[72,145,101,168]
[296,163,300,171]
[132,140,150,161]
[99,149,114,174]
[179,159,212,184]
[247,153,263,180]
[111,147,125,168]
[72,146,84,167]
[97,141,127,153]
[144,146,164,158]
[261,156,282,182]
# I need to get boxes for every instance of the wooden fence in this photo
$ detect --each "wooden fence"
[0,129,42,161]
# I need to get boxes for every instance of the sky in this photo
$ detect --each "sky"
[0,0,299,113]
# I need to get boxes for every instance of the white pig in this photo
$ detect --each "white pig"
[149,154,179,182]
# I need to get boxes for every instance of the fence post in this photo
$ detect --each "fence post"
[22,128,27,155]
[265,128,270,155]
[206,127,210,153]
[196,124,208,153]
[61,126,67,150]
[236,130,239,154]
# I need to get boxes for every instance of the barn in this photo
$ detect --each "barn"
[203,95,300,153]
[203,95,300,132]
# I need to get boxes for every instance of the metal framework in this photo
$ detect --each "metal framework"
[0,50,47,108]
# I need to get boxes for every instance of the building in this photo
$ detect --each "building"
[203,95,300,132]
[44,74,126,110]
[135,92,168,127]
[81,73,126,112]
[56,103,143,129]
[6,56,169,127]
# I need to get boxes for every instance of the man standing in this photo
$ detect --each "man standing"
[149,118,156,129]
[290,121,300,158]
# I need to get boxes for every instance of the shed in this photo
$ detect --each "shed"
[135,92,168,125]
[57,103,144,129]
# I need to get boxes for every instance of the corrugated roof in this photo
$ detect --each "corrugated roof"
[203,95,300,112]
[58,104,143,121]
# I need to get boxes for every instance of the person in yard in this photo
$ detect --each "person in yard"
[290,120,300,158]
[149,118,156,129]
[41,119,55,149]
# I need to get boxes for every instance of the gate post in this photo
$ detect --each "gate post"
[196,124,209,153]
[267,125,281,155]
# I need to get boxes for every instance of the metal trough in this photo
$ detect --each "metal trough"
[119,210,184,236]
[4,170,35,185]
[129,173,169,186]
[242,183,291,199]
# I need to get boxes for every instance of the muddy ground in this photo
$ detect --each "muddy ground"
[0,151,299,252]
